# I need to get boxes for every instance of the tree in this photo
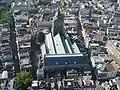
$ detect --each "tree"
[16,72,33,90]
[0,10,12,25]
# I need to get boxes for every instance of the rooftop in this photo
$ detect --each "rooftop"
[44,33,83,55]
[72,42,80,53]
[111,61,120,70]
[53,33,66,54]
[44,53,89,68]
[105,63,115,71]
[45,33,55,54]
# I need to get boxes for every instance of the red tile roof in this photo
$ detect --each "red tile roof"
[116,61,120,66]
[111,61,120,70]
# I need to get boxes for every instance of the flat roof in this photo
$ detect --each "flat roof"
[91,56,104,62]
[46,33,55,54]
[20,45,31,48]
[65,39,72,53]
[72,43,81,53]
[53,33,66,54]
[1,71,8,79]
[20,57,29,62]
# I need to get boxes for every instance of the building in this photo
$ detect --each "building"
[13,10,32,72]
[64,14,78,35]
[111,61,120,76]
[11,2,31,12]
[95,63,117,80]
[90,45,117,80]
[107,26,120,40]
[0,25,14,77]
[62,77,104,90]
[41,32,90,72]
[0,0,11,10]
[117,0,120,10]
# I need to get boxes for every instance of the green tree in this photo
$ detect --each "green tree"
[0,10,12,25]
[16,72,33,90]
